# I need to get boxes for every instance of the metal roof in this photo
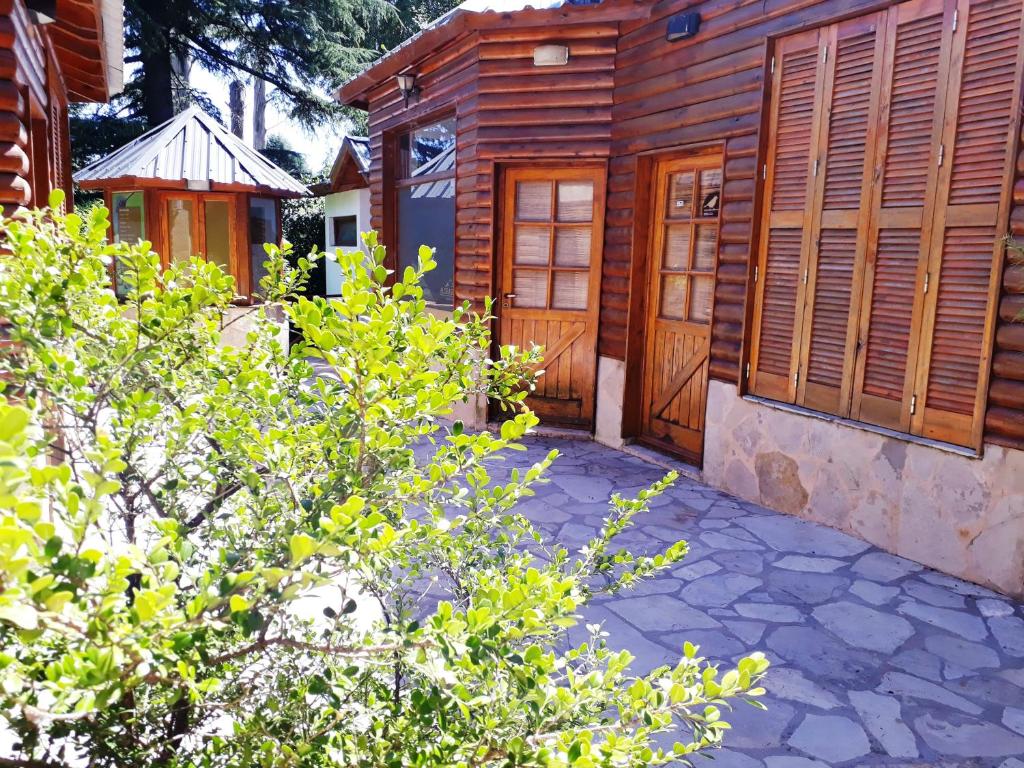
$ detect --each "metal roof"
[346,136,371,175]
[74,106,309,197]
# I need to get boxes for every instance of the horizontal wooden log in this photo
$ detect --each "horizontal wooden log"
[992,351,1024,382]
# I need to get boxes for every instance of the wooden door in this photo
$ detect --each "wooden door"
[640,155,721,464]
[497,166,606,427]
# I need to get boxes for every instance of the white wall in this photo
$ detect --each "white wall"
[323,188,371,296]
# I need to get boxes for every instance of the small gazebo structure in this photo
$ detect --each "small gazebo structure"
[75,106,309,301]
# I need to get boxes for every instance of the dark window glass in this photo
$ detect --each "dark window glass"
[332,215,358,247]
[249,198,278,297]
[398,179,455,307]
[399,118,456,179]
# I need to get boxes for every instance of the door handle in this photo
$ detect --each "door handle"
[504,293,517,298]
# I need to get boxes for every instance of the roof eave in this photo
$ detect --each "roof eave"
[77,176,310,198]
[337,0,649,109]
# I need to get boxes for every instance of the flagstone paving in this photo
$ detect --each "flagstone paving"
[491,435,1024,767]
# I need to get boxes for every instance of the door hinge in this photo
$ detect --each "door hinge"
[813,158,820,177]
[822,45,828,63]
[937,143,945,167]
[952,8,958,31]
[753,265,759,283]
[794,368,800,387]
[770,56,776,74]
[803,267,809,285]
[745,361,751,380]
[910,394,917,415]
[762,163,768,180]
[923,271,930,294]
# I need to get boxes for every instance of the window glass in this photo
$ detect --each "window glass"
[167,198,195,265]
[249,198,278,296]
[204,200,232,274]
[397,180,455,307]
[111,191,145,298]
[332,215,358,247]
[399,118,456,178]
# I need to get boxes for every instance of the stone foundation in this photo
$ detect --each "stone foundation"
[594,355,626,449]
[702,380,1024,598]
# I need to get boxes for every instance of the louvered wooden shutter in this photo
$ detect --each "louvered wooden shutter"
[749,29,827,402]
[911,0,1024,444]
[796,14,887,415]
[849,0,955,432]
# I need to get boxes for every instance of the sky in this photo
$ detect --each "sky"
[189,66,350,174]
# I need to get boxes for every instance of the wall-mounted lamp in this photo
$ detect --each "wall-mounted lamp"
[395,72,419,108]
[666,12,701,41]
[26,0,57,24]
[533,44,569,67]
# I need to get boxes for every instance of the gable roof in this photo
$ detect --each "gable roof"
[310,136,370,196]
[74,106,309,197]
[338,0,647,109]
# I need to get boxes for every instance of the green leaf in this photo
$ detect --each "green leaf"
[289,533,316,564]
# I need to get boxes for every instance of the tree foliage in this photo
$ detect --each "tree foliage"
[0,196,768,767]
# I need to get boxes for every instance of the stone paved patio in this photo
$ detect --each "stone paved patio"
[492,435,1024,767]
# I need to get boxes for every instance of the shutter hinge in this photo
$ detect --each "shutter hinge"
[803,267,809,285]
[762,163,768,180]
[910,394,917,415]
[753,265,759,283]
[745,361,751,380]
[813,158,820,177]
[822,45,828,63]
[794,368,800,387]
[952,8,958,31]
[938,143,945,167]
[923,271,930,294]
[770,56,776,74]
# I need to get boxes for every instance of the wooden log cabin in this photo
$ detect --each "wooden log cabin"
[74,106,310,305]
[0,0,123,212]
[339,0,1024,595]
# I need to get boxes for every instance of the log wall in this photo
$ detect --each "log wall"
[358,0,1024,450]
[365,23,617,307]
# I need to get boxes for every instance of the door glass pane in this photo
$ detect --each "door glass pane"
[693,225,718,270]
[556,181,593,222]
[111,191,145,298]
[513,270,547,308]
[660,274,686,320]
[204,200,232,274]
[664,226,691,270]
[514,226,550,265]
[167,198,195,264]
[666,171,694,218]
[554,227,590,267]
[249,198,279,296]
[689,275,713,323]
[552,270,588,310]
[698,168,722,218]
[516,181,551,221]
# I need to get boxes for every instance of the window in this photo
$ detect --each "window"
[748,0,1024,449]
[249,197,279,298]
[111,191,146,298]
[332,215,358,248]
[395,117,455,307]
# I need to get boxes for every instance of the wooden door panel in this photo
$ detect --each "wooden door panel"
[496,166,605,428]
[640,154,721,465]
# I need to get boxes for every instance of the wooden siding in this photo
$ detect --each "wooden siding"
[358,0,1024,451]
[0,0,74,210]
[364,23,617,307]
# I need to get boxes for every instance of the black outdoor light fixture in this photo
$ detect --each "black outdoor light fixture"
[26,0,57,24]
[395,72,419,108]
[666,11,701,41]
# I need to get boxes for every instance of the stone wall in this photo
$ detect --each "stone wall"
[702,380,1024,598]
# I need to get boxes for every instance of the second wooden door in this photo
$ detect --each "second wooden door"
[640,154,722,464]
[497,166,606,427]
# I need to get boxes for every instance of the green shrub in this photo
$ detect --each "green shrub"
[0,193,767,768]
